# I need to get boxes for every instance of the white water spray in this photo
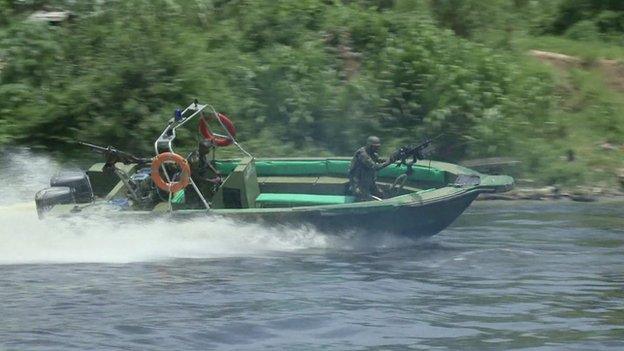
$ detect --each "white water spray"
[0,208,328,264]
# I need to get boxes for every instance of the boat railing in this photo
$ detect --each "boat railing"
[152,100,253,211]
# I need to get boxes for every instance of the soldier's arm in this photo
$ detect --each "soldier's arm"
[357,150,388,170]
[372,152,385,163]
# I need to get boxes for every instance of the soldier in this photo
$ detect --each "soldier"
[185,139,222,206]
[348,136,396,201]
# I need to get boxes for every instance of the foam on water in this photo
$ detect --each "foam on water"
[0,148,64,206]
[0,207,330,264]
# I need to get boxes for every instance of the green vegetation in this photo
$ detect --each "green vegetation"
[0,0,623,190]
[514,36,624,61]
[548,0,624,42]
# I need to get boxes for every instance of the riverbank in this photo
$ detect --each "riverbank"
[478,185,624,202]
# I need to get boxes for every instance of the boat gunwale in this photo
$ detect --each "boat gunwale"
[167,186,484,215]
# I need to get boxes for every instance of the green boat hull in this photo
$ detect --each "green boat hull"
[39,157,513,238]
[174,190,481,238]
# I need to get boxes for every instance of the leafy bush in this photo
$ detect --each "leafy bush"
[550,0,624,42]
[565,20,602,41]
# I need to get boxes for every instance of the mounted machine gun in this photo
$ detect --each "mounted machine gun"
[394,134,443,176]
[387,135,443,196]
[77,141,154,206]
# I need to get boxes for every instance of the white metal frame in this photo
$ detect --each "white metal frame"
[152,101,252,211]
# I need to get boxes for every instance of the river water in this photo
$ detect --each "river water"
[1,149,623,350]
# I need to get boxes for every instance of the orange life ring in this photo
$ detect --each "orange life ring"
[199,113,236,147]
[150,152,191,193]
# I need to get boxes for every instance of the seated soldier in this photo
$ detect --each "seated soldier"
[185,140,222,206]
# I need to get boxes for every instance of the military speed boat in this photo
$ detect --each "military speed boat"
[35,101,513,238]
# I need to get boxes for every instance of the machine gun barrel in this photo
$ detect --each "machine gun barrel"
[77,141,110,153]
[77,141,152,166]
[395,134,443,161]
[409,134,443,153]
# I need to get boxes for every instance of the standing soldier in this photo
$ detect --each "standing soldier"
[348,136,396,201]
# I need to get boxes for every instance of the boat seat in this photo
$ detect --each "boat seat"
[255,193,355,208]
[257,176,349,195]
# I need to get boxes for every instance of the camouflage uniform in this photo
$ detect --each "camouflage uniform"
[348,146,391,201]
[185,141,222,206]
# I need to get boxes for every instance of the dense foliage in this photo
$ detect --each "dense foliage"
[0,0,623,187]
[0,0,551,156]
[549,0,624,43]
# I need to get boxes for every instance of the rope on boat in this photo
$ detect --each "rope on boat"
[204,103,253,159]
[168,184,173,212]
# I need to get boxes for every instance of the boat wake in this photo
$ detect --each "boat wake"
[0,210,420,265]
[0,148,419,265]
[0,207,330,264]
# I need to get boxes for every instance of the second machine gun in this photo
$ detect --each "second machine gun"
[77,141,156,208]
[77,141,152,168]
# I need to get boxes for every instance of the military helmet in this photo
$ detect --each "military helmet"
[366,136,381,147]
[198,139,214,155]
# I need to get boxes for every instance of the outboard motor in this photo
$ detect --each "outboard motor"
[35,187,74,218]
[50,171,94,203]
